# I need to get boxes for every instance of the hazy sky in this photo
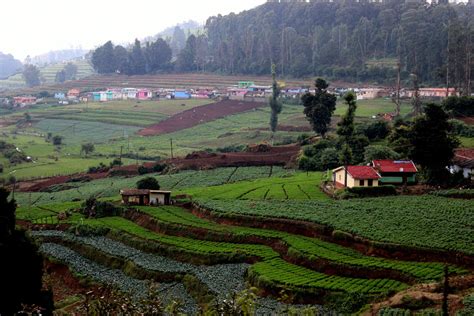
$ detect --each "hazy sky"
[0,0,266,60]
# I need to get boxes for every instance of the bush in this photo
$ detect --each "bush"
[138,166,152,175]
[152,163,166,173]
[136,177,160,190]
[109,158,123,168]
[449,119,474,137]
[443,96,474,117]
[216,145,245,153]
[430,189,474,199]
[345,185,398,198]
[363,145,400,163]
[80,197,123,218]
[356,121,390,140]
[88,163,109,174]
[319,148,340,170]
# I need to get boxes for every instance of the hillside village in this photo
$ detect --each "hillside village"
[0,0,473,315]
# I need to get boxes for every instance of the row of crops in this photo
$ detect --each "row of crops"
[182,172,327,200]
[15,167,297,206]
[136,206,464,281]
[197,196,474,256]
[33,231,327,314]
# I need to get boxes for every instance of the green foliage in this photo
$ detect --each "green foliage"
[449,119,474,137]
[176,35,197,72]
[344,186,398,199]
[129,39,147,75]
[443,96,474,117]
[337,92,357,141]
[269,64,283,135]
[22,64,41,87]
[302,78,337,137]
[52,135,63,146]
[0,189,53,314]
[409,104,459,185]
[137,177,161,190]
[364,145,400,163]
[357,121,390,141]
[430,189,474,200]
[198,196,474,255]
[81,143,95,157]
[80,197,123,218]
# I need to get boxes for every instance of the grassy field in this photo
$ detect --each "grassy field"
[182,172,328,200]
[198,196,474,256]
[335,98,412,117]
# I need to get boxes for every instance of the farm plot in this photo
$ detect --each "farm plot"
[14,167,294,206]
[182,172,327,200]
[136,206,464,281]
[139,100,267,136]
[33,231,326,313]
[198,196,474,256]
[60,217,408,295]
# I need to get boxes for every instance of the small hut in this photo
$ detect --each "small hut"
[120,189,150,206]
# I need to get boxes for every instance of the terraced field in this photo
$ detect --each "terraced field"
[182,172,327,200]
[198,197,474,256]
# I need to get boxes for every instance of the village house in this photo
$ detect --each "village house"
[371,160,418,185]
[355,88,388,100]
[450,148,474,180]
[401,88,457,99]
[122,88,138,99]
[173,90,191,99]
[137,89,153,100]
[13,96,37,107]
[106,88,124,100]
[332,166,381,189]
[67,89,80,100]
[54,92,66,100]
[120,189,172,206]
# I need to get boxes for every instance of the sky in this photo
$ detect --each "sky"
[0,0,266,61]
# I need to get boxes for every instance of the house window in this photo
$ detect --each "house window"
[339,175,342,181]
[368,179,373,187]
[359,180,365,186]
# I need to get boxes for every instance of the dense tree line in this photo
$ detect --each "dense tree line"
[203,2,474,89]
[92,38,172,75]
[91,2,473,89]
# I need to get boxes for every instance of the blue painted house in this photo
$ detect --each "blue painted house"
[54,92,66,100]
[173,91,191,99]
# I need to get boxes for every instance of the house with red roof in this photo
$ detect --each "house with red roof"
[332,165,381,189]
[371,160,418,185]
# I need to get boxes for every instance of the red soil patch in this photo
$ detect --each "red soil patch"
[139,100,266,136]
[161,145,300,170]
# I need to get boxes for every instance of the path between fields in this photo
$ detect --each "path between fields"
[138,100,266,136]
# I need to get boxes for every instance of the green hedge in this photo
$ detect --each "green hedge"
[342,185,398,198]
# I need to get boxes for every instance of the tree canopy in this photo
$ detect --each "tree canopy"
[302,78,337,138]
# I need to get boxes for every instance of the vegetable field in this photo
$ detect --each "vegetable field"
[198,196,474,256]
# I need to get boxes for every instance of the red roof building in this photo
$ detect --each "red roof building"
[332,166,381,188]
[371,160,418,185]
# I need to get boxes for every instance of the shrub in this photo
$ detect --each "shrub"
[88,163,108,174]
[319,148,340,170]
[345,185,398,198]
[152,163,167,173]
[430,189,474,199]
[356,121,390,140]
[449,119,474,137]
[138,166,152,175]
[363,145,400,163]
[297,134,311,146]
[136,177,160,190]
[216,145,245,153]
[0,164,3,173]
[80,197,123,218]
[109,158,123,168]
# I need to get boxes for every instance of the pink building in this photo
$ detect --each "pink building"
[137,89,152,100]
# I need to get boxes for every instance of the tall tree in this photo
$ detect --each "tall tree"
[146,38,172,73]
[170,26,187,56]
[409,103,459,185]
[113,45,129,74]
[91,41,116,74]
[55,70,66,83]
[176,35,197,72]
[269,64,282,143]
[22,64,41,87]
[0,188,53,315]
[302,78,337,138]
[63,62,78,80]
[129,39,147,75]
[337,92,357,142]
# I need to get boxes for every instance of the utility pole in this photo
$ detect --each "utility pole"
[446,21,451,99]
[119,145,123,165]
[170,138,174,159]
[396,59,401,116]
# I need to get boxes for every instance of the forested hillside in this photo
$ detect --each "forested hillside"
[0,52,22,79]
[90,2,473,89]
[204,1,473,88]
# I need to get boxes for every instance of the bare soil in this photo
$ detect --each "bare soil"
[139,100,266,136]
